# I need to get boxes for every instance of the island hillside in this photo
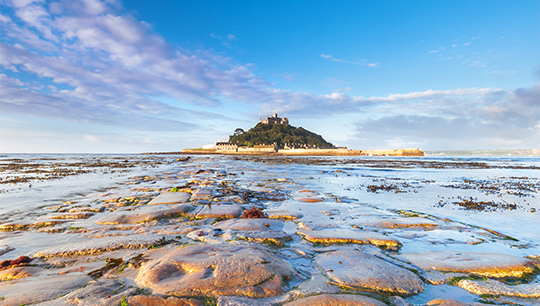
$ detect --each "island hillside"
[229,122,334,149]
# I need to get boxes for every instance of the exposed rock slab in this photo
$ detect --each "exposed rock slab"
[95,204,195,224]
[396,251,538,278]
[136,244,294,298]
[217,295,273,306]
[284,294,387,306]
[34,234,162,257]
[297,229,402,250]
[458,279,540,298]
[315,250,424,295]
[148,192,191,205]
[36,278,133,306]
[426,299,487,306]
[128,295,204,306]
[0,274,90,305]
[266,210,304,220]
[0,266,41,281]
[0,244,14,256]
[214,218,284,231]
[358,217,440,228]
[195,204,242,219]
[48,212,95,219]
[236,230,293,246]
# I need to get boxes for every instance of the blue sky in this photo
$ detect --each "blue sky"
[1,0,538,153]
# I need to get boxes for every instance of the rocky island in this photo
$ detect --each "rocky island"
[183,114,425,156]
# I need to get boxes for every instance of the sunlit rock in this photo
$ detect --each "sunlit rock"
[0,266,41,281]
[458,279,540,298]
[214,218,284,231]
[283,294,387,306]
[426,299,488,306]
[236,230,293,246]
[195,204,242,219]
[0,274,90,305]
[95,204,196,224]
[34,234,163,257]
[396,251,539,278]
[128,295,204,306]
[148,192,191,205]
[315,250,424,295]
[48,212,95,219]
[135,244,294,298]
[297,229,402,250]
[266,210,304,220]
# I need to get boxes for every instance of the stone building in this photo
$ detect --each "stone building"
[260,113,289,125]
[216,142,238,151]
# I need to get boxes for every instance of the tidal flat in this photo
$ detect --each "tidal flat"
[0,154,539,306]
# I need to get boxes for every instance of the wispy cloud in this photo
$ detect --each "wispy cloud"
[320,54,378,67]
[426,47,445,55]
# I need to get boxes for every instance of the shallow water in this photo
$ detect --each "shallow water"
[1,153,539,305]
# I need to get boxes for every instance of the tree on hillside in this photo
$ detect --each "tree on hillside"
[228,123,333,148]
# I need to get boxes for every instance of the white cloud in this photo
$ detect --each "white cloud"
[320,54,378,67]
[426,47,444,55]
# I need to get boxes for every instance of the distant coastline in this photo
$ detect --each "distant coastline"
[426,149,540,156]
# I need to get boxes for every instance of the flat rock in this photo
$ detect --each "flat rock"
[358,217,440,228]
[236,230,293,246]
[95,204,195,224]
[0,244,14,256]
[217,295,274,306]
[37,278,133,306]
[284,294,387,306]
[148,192,191,205]
[0,266,41,281]
[396,251,538,278]
[426,299,487,306]
[315,250,424,295]
[214,218,284,231]
[0,274,90,305]
[34,234,162,257]
[196,204,242,218]
[458,279,540,298]
[297,229,402,250]
[48,212,95,219]
[136,244,294,298]
[266,210,304,220]
[129,295,204,306]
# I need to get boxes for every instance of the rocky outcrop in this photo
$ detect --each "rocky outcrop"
[458,279,540,298]
[34,235,163,257]
[95,204,196,224]
[128,295,204,306]
[396,251,538,278]
[283,294,387,306]
[136,244,295,298]
[195,204,242,219]
[148,192,191,205]
[297,229,402,250]
[315,250,424,295]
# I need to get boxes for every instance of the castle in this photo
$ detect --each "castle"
[260,113,289,125]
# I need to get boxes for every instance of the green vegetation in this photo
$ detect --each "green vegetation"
[229,123,333,148]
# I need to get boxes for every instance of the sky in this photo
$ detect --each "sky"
[0,0,539,153]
